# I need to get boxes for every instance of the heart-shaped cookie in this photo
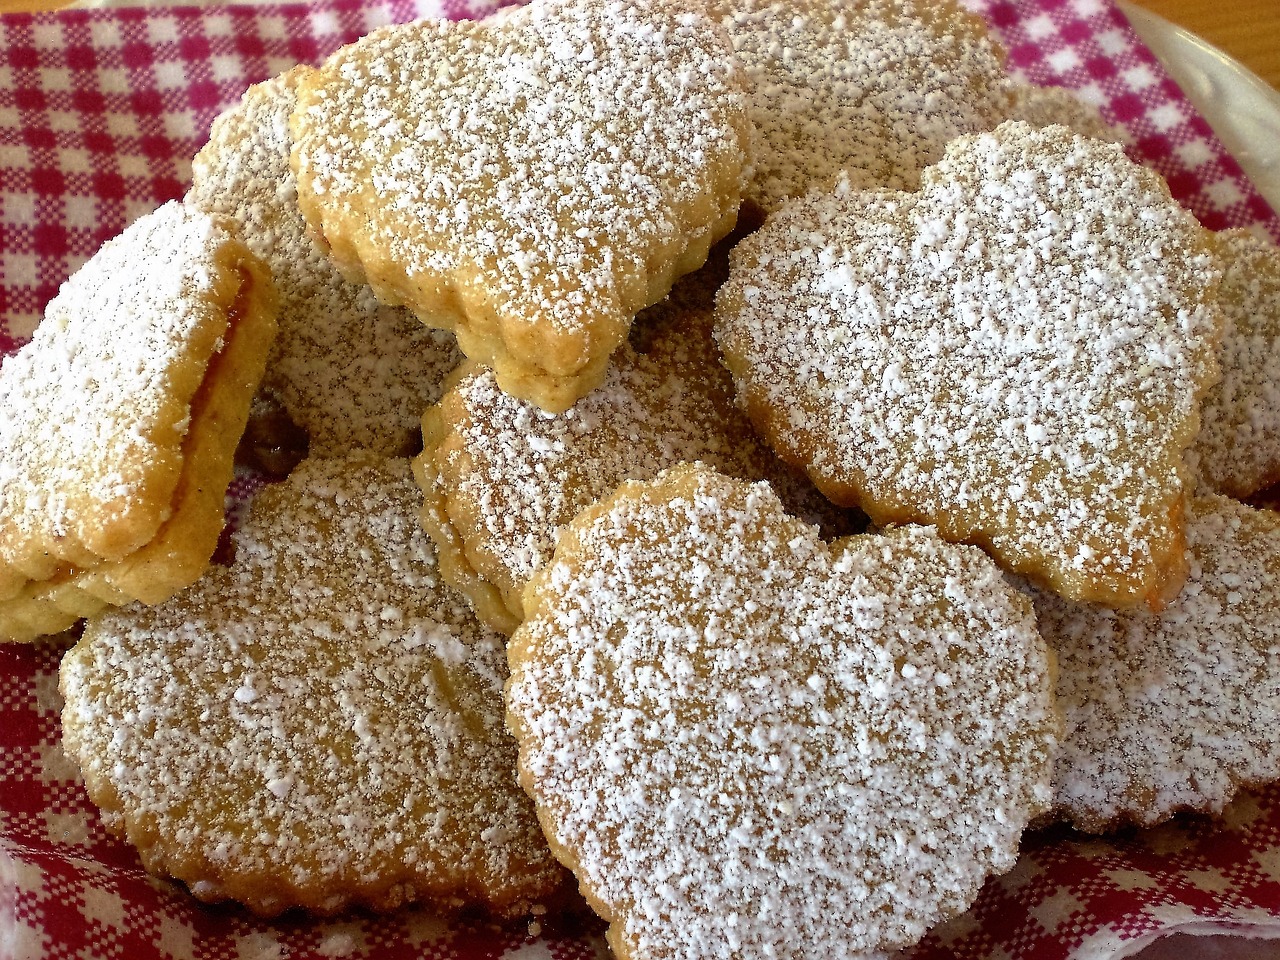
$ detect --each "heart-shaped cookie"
[291,0,751,412]
[189,67,461,459]
[710,0,1011,215]
[507,463,1058,960]
[1191,229,1280,498]
[61,455,565,917]
[417,252,856,636]
[1031,493,1280,832]
[715,121,1223,609]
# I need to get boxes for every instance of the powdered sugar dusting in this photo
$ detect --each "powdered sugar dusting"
[60,455,563,917]
[188,68,460,458]
[1032,494,1280,832]
[422,259,853,633]
[292,0,750,409]
[713,0,1011,214]
[507,464,1057,960]
[0,201,245,585]
[714,121,1222,608]
[1191,230,1280,498]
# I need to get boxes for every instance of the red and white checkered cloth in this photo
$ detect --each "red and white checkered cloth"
[2,1,1280,958]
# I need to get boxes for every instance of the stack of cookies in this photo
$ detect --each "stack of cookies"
[3,0,1279,957]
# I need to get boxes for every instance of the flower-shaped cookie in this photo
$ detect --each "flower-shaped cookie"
[508,463,1058,960]
[715,122,1223,609]
[292,0,751,412]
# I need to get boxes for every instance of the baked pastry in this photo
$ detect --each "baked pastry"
[189,66,460,459]
[61,454,566,916]
[507,463,1058,960]
[290,0,751,412]
[711,0,1011,215]
[1191,229,1280,497]
[714,121,1223,609]
[0,201,276,642]
[417,253,857,635]
[1032,494,1280,832]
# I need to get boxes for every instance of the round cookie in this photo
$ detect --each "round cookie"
[507,463,1058,960]
[1191,229,1280,498]
[61,455,565,917]
[1031,494,1280,832]
[189,67,460,459]
[417,254,857,636]
[291,0,751,413]
[710,0,1011,215]
[714,121,1223,610]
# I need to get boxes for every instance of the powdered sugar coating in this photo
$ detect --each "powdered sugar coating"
[419,257,854,635]
[292,0,750,412]
[1191,230,1280,497]
[1003,83,1121,144]
[712,0,1010,214]
[1032,494,1280,832]
[188,67,460,458]
[714,121,1222,609]
[507,463,1057,960]
[61,455,564,917]
[0,201,273,611]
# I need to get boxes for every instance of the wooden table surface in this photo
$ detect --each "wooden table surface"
[0,0,1275,93]
[1131,0,1280,91]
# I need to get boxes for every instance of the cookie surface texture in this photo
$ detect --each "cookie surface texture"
[1032,494,1280,832]
[417,256,854,635]
[1191,229,1280,498]
[60,455,565,917]
[714,121,1222,610]
[711,0,1010,215]
[189,67,460,458]
[0,201,276,641]
[507,463,1058,960]
[291,0,751,413]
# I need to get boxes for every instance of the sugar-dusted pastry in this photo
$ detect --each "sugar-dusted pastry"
[710,0,1010,215]
[61,455,566,917]
[1191,229,1280,498]
[508,463,1058,960]
[291,0,751,412]
[1003,83,1121,143]
[715,122,1223,610]
[189,67,460,459]
[417,254,857,635]
[0,201,276,642]
[1032,494,1280,832]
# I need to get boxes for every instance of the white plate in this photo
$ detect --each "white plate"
[1119,0,1280,210]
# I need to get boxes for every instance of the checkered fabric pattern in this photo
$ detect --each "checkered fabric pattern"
[1,0,1279,958]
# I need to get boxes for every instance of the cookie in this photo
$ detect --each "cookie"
[714,121,1223,610]
[1190,229,1280,498]
[189,67,460,458]
[507,463,1058,960]
[0,201,276,642]
[1031,494,1280,832]
[60,455,566,917]
[417,255,857,635]
[291,0,751,412]
[711,0,1010,216]
[1003,84,1121,144]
